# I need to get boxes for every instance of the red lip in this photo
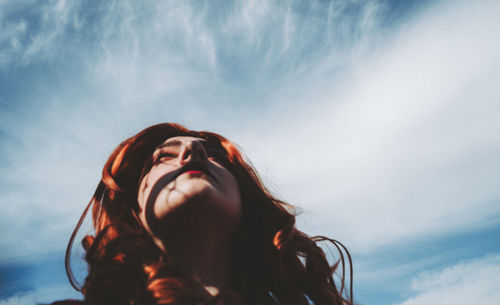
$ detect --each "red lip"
[184,170,203,175]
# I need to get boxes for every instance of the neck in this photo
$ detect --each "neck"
[154,230,232,296]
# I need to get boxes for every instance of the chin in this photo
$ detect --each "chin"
[163,188,239,226]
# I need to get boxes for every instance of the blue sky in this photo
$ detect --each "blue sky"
[1,0,500,304]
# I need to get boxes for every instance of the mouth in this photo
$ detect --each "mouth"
[178,161,216,181]
[144,161,217,201]
[184,170,203,175]
[143,161,218,237]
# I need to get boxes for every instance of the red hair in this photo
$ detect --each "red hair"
[62,123,353,305]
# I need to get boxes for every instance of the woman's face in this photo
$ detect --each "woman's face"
[137,136,242,238]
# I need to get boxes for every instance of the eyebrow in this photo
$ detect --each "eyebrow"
[155,139,212,150]
[155,140,183,150]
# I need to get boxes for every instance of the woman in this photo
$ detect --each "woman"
[60,123,353,305]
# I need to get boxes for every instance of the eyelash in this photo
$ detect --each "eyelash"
[154,152,176,163]
[206,149,226,161]
[153,145,228,165]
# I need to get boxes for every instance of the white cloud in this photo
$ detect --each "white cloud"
[0,0,384,263]
[1,0,499,266]
[1,2,499,305]
[394,254,500,305]
[0,0,80,67]
[0,284,80,305]
[237,0,500,252]
[0,292,36,305]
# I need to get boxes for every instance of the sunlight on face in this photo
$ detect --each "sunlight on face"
[137,136,242,238]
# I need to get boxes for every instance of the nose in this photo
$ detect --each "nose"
[179,140,208,165]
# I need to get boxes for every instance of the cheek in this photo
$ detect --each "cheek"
[147,164,174,184]
[137,177,147,210]
[137,177,150,228]
[222,173,243,216]
[138,164,177,206]
[229,177,241,203]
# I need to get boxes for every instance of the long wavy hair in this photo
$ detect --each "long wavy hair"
[62,123,353,305]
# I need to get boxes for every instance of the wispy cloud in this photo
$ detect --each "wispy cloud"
[0,0,385,262]
[1,0,499,259]
[0,292,36,305]
[237,0,500,252]
[394,254,500,305]
[0,284,79,305]
[1,3,500,305]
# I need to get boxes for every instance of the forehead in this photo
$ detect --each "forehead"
[164,136,204,144]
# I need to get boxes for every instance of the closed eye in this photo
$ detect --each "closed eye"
[203,146,231,168]
[155,152,177,163]
[205,147,226,162]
